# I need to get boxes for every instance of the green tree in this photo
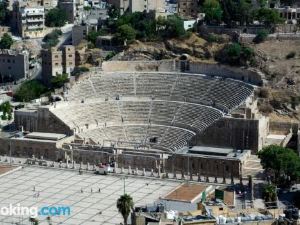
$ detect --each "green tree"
[262,184,277,208]
[14,80,48,102]
[108,5,120,19]
[254,8,283,27]
[116,194,134,225]
[0,101,12,120]
[51,73,69,89]
[220,0,253,26]
[202,0,223,24]
[0,33,13,49]
[216,43,255,66]
[163,15,186,38]
[45,8,67,27]
[115,24,136,44]
[253,29,269,44]
[258,145,300,186]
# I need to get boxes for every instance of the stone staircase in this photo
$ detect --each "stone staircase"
[242,155,264,179]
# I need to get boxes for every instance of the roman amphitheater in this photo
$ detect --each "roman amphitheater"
[4,60,288,181]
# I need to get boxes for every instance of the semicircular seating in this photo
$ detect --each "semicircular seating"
[51,71,254,152]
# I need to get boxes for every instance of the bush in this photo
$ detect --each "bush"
[43,29,62,48]
[51,73,69,89]
[14,80,48,102]
[258,103,273,114]
[0,101,12,120]
[0,33,13,49]
[217,43,255,66]
[105,51,117,61]
[71,67,90,76]
[258,88,269,98]
[253,30,269,44]
[286,51,296,59]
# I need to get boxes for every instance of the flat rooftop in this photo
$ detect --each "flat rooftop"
[0,166,178,225]
[163,184,208,203]
[25,132,66,141]
[265,134,287,146]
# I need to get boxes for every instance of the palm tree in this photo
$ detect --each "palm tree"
[29,217,39,225]
[116,194,134,225]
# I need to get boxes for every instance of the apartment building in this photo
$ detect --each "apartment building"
[12,2,45,38]
[178,0,198,18]
[0,49,29,81]
[42,46,75,85]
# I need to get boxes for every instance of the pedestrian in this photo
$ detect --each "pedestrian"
[33,186,35,191]
[98,188,101,193]
[91,188,93,193]
[81,188,83,193]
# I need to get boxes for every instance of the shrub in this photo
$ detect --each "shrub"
[217,43,255,66]
[14,80,48,102]
[286,51,296,59]
[45,8,67,27]
[258,88,269,98]
[253,30,269,44]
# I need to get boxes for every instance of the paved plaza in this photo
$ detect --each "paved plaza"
[0,166,179,225]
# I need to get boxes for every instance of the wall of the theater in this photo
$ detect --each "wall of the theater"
[102,60,264,86]
[269,121,299,135]
[165,154,242,178]
[194,116,269,153]
[102,60,177,72]
[14,107,73,135]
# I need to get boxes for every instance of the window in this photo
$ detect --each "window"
[69,62,72,65]
[69,54,72,57]
[55,63,59,66]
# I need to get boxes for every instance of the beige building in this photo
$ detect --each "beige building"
[42,45,75,85]
[0,49,29,81]
[130,0,165,13]
[178,0,198,18]
[12,2,45,38]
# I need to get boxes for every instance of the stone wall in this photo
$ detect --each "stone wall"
[102,60,177,72]
[14,107,73,135]
[269,121,299,135]
[102,60,264,86]
[195,116,269,153]
[165,154,242,178]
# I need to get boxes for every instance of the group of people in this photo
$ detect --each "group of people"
[80,188,101,193]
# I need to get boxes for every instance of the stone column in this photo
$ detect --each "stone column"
[206,176,209,183]
[135,167,139,175]
[198,173,201,182]
[143,168,146,176]
[128,166,131,175]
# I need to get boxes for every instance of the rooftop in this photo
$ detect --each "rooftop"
[163,184,209,203]
[25,132,66,141]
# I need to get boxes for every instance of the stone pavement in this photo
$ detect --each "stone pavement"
[0,166,179,225]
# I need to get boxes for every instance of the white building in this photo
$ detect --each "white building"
[12,3,45,38]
